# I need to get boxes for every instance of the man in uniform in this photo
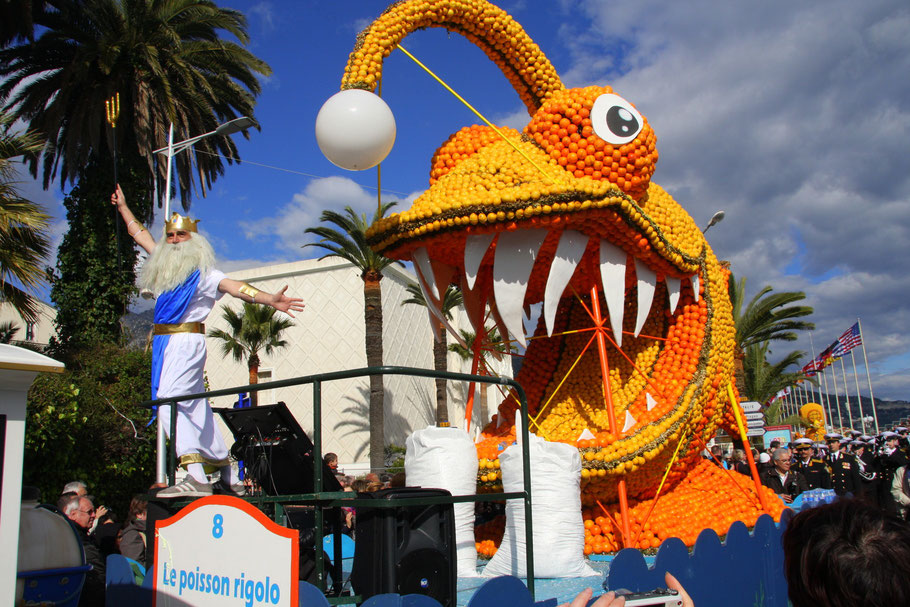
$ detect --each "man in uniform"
[792,437,831,490]
[825,433,861,496]
[878,431,905,514]
[851,439,879,504]
[112,185,305,498]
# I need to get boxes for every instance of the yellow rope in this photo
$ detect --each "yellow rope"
[396,44,563,186]
[531,331,597,425]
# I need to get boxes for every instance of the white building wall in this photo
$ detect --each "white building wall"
[203,258,512,470]
[0,300,56,347]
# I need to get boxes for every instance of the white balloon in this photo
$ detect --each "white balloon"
[315,89,396,171]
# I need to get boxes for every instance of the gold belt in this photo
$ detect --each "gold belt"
[153,322,205,335]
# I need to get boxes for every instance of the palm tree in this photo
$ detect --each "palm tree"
[741,342,813,422]
[0,113,50,322]
[304,203,400,472]
[401,282,463,426]
[729,274,815,349]
[207,302,293,407]
[0,0,271,207]
[449,326,511,427]
[0,320,20,343]
[729,273,814,392]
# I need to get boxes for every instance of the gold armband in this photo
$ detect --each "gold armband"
[238,283,261,302]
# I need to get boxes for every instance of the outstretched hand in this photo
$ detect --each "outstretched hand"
[111,184,126,208]
[271,285,305,317]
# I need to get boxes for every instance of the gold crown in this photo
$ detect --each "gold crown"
[165,213,199,234]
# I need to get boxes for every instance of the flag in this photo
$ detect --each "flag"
[801,359,819,376]
[831,322,862,357]
[816,345,835,370]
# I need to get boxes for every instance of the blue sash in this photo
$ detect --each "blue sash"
[151,270,201,399]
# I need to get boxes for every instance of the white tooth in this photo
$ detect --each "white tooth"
[577,428,596,442]
[691,274,700,303]
[545,230,589,337]
[431,261,455,305]
[464,233,495,290]
[634,259,656,337]
[414,260,467,348]
[599,241,627,347]
[426,309,442,342]
[489,299,512,357]
[412,247,438,299]
[460,279,487,338]
[646,393,657,411]
[622,410,636,433]
[493,229,548,348]
[666,276,681,315]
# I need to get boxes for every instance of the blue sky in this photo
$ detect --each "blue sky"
[16,0,910,402]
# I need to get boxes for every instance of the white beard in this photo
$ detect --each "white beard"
[139,232,215,294]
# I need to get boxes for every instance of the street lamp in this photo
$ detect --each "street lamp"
[702,210,725,233]
[150,116,253,484]
[153,116,255,217]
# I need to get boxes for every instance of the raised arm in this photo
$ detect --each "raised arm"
[218,278,306,317]
[111,184,157,254]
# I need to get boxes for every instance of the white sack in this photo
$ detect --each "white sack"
[405,426,479,577]
[482,432,596,578]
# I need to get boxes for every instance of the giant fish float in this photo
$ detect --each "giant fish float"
[323,0,785,553]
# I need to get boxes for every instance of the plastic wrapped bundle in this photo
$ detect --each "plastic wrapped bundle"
[405,425,479,577]
[482,432,596,578]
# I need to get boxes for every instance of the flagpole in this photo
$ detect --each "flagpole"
[830,364,844,430]
[820,369,834,430]
[850,349,867,434]
[856,317,879,433]
[839,356,854,430]
[808,332,827,416]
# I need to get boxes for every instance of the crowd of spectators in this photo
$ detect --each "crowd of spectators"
[706,427,910,513]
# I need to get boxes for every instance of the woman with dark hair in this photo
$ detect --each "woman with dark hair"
[783,499,910,606]
[119,495,148,562]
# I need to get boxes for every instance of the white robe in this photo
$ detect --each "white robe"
[157,269,229,470]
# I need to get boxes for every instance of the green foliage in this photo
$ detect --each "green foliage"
[48,159,150,354]
[0,111,51,322]
[0,0,271,207]
[303,203,402,279]
[384,444,407,474]
[25,342,155,514]
[729,273,815,350]
[741,342,814,415]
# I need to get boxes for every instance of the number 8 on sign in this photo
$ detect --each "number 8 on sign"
[212,514,224,538]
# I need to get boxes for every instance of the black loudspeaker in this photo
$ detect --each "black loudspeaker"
[216,402,341,495]
[350,488,456,606]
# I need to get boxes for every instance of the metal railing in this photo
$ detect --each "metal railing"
[143,365,536,601]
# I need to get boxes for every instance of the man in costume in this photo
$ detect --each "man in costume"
[112,185,305,498]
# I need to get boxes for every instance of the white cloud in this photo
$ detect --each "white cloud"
[555,0,910,399]
[241,175,423,256]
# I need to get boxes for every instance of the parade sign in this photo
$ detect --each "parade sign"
[741,401,761,413]
[763,425,793,449]
[153,496,298,606]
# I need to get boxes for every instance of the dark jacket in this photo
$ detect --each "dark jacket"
[120,518,147,563]
[760,468,809,498]
[827,451,862,496]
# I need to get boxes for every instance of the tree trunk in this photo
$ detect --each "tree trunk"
[248,352,260,406]
[364,274,384,472]
[433,322,449,425]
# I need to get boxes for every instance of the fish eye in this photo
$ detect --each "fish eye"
[591,93,644,145]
